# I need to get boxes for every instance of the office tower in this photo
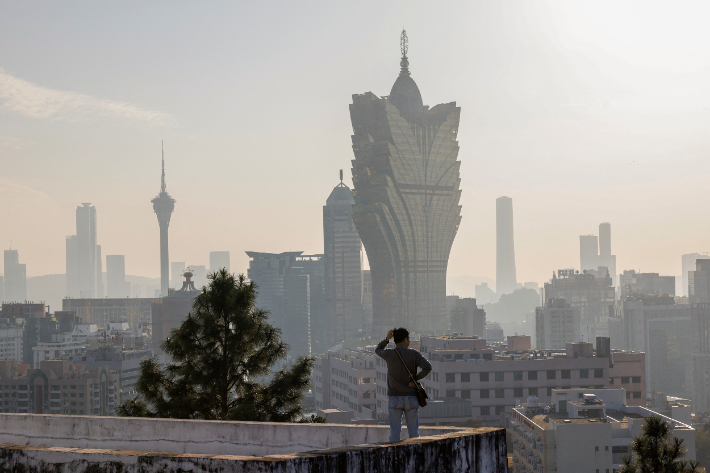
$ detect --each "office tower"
[295,254,326,354]
[75,203,98,298]
[544,269,614,330]
[535,298,581,349]
[323,170,364,348]
[65,235,78,298]
[496,197,517,296]
[619,270,675,299]
[690,260,710,303]
[579,235,599,272]
[246,251,313,357]
[209,251,230,274]
[96,245,103,298]
[189,265,206,289]
[3,250,26,302]
[170,262,185,289]
[349,30,462,335]
[683,253,710,297]
[449,297,486,338]
[106,255,130,298]
[598,222,617,286]
[152,143,176,297]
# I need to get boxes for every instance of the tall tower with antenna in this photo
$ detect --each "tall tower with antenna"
[152,142,176,297]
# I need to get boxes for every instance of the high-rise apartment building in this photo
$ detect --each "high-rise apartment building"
[3,250,26,303]
[106,255,130,298]
[96,245,103,299]
[189,265,206,289]
[598,223,617,286]
[65,235,78,298]
[295,255,326,354]
[152,144,176,298]
[449,297,486,338]
[544,270,615,328]
[690,259,710,303]
[349,31,462,335]
[170,262,185,289]
[209,251,230,274]
[535,298,581,349]
[75,203,98,298]
[323,172,364,348]
[496,197,517,296]
[619,270,675,299]
[682,253,709,297]
[579,235,599,272]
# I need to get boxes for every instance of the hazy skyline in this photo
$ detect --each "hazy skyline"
[2,1,710,289]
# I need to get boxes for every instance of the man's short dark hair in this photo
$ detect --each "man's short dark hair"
[393,327,409,344]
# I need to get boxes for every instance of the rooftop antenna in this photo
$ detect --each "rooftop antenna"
[399,29,409,76]
[340,169,343,184]
[160,140,166,194]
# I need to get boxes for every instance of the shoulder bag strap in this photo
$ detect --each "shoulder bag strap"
[394,347,418,386]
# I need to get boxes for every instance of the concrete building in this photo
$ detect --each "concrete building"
[535,298,581,349]
[0,276,3,303]
[106,255,130,299]
[690,259,710,304]
[496,196,517,296]
[349,31,461,336]
[598,223,617,287]
[683,253,710,297]
[74,203,99,298]
[619,269,675,299]
[510,388,694,473]
[0,327,23,361]
[449,297,486,338]
[151,145,176,298]
[3,249,26,303]
[151,270,200,357]
[312,349,376,418]
[62,297,156,330]
[323,172,364,348]
[362,270,373,337]
[32,333,87,367]
[0,360,118,416]
[579,235,599,272]
[209,251,230,274]
[188,265,206,289]
[170,262,185,290]
[475,282,499,305]
[65,235,78,298]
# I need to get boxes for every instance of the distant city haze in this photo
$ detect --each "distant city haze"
[2,1,710,292]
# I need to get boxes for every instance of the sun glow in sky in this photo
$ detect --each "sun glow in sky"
[1,0,710,294]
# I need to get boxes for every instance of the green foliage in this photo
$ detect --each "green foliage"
[618,416,704,473]
[116,270,314,422]
[296,414,327,424]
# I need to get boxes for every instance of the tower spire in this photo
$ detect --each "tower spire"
[399,29,409,76]
[161,140,166,194]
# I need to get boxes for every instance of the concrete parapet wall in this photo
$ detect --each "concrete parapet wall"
[0,427,507,472]
[0,413,458,457]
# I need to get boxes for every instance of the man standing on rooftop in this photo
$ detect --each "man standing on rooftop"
[376,328,432,442]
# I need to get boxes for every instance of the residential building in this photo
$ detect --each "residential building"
[323,171,364,348]
[170,262,185,289]
[106,255,130,299]
[295,255,326,354]
[151,145,176,298]
[74,203,99,298]
[349,30,461,336]
[510,388,694,473]
[3,249,26,303]
[598,223,617,287]
[209,251,230,273]
[189,265,206,289]
[579,235,599,273]
[0,327,23,361]
[619,270,675,299]
[312,349,376,418]
[535,298,581,349]
[496,196,517,296]
[0,359,119,415]
[449,297,486,338]
[32,333,87,367]
[690,259,710,303]
[65,235,78,298]
[63,297,156,330]
[683,253,710,297]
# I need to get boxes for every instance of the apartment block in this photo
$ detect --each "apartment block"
[312,349,376,419]
[535,298,581,349]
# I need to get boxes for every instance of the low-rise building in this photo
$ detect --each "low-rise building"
[0,327,22,361]
[312,348,376,419]
[509,388,694,473]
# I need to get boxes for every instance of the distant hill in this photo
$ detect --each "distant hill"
[21,273,160,314]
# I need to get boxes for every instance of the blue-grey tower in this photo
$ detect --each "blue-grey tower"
[152,142,175,297]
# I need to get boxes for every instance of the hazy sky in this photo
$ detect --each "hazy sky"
[2,1,710,290]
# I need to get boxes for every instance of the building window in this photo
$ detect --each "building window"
[495,372,504,382]
[480,406,490,416]
[480,389,490,399]
[561,370,571,379]
[580,369,589,378]
[496,406,505,414]
[461,390,471,399]
[621,377,630,384]
[612,446,629,453]
[594,369,604,378]
[446,390,456,397]
[633,391,642,398]
[513,371,523,381]
[461,373,470,383]
[480,372,489,382]
[514,388,523,398]
[528,387,538,397]
[483,353,493,361]
[547,370,556,380]
[609,377,615,385]
[528,371,537,380]
[626,391,631,399]
[595,446,599,452]
[446,373,456,383]
[495,389,505,399]
[547,387,553,397]
[632,376,641,384]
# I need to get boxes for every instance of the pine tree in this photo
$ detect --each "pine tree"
[117,269,314,421]
[618,416,704,473]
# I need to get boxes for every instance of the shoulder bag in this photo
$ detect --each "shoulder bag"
[394,347,428,407]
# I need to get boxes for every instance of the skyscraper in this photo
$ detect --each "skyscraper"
[106,255,130,298]
[65,235,78,298]
[598,223,617,286]
[323,170,364,348]
[349,30,462,335]
[170,262,185,289]
[152,143,176,297]
[683,253,710,297]
[76,203,98,298]
[3,249,26,302]
[579,235,599,272]
[209,251,231,274]
[496,196,517,296]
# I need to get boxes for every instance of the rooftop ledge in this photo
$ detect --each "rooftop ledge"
[0,414,507,472]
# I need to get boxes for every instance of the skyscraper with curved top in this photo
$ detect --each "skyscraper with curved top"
[152,143,175,297]
[349,31,462,335]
